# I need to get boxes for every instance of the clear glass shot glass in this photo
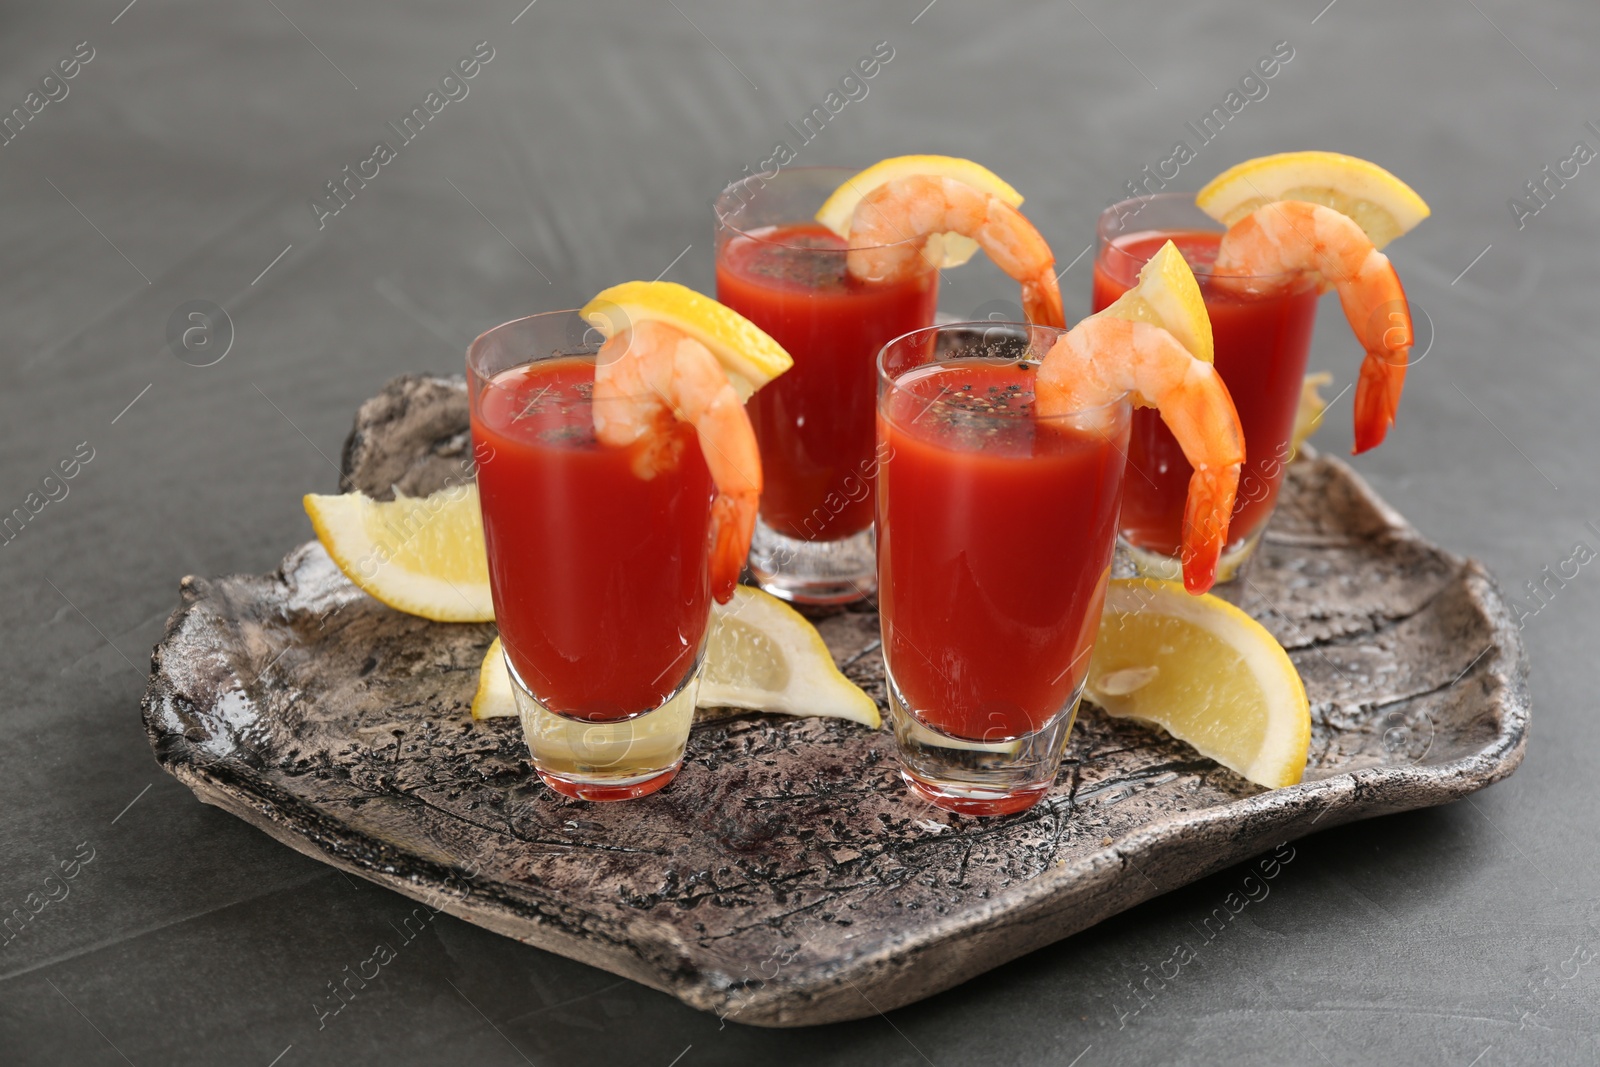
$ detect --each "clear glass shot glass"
[467,312,709,801]
[876,322,1131,816]
[1093,192,1320,591]
[715,167,940,605]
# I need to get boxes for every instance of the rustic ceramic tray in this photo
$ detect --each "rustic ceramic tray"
[141,374,1528,1027]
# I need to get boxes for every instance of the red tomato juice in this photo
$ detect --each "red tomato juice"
[717,223,938,541]
[471,357,714,720]
[1092,231,1318,557]
[877,360,1127,741]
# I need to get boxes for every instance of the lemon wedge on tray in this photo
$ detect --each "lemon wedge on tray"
[1095,239,1214,364]
[1086,579,1311,789]
[1196,151,1430,250]
[699,585,880,725]
[814,154,1025,268]
[304,483,493,623]
[580,280,792,401]
[473,586,880,728]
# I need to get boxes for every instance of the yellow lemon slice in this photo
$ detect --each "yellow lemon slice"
[814,154,1025,268]
[473,586,880,728]
[1290,371,1334,459]
[580,280,792,401]
[700,585,880,726]
[1096,239,1214,363]
[472,637,517,719]
[1086,579,1311,789]
[1196,151,1430,250]
[304,484,493,623]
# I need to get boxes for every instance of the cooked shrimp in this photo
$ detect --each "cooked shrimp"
[1037,317,1244,594]
[847,175,1065,328]
[592,320,760,604]
[1213,200,1412,454]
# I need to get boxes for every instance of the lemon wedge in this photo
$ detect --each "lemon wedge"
[700,585,880,726]
[580,280,792,401]
[472,637,518,719]
[473,586,880,728]
[304,483,492,623]
[814,155,1024,269]
[1196,151,1430,250]
[1086,579,1310,789]
[1096,239,1214,364]
[1290,371,1334,459]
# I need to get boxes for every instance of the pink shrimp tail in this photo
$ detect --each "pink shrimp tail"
[709,493,755,604]
[1024,273,1065,329]
[1352,348,1407,454]
[1180,462,1241,594]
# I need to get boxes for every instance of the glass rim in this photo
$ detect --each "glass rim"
[714,165,930,254]
[467,308,590,364]
[467,309,663,404]
[1096,191,1305,282]
[876,320,1133,424]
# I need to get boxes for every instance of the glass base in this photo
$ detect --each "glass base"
[508,655,699,802]
[885,667,1083,817]
[1119,529,1263,602]
[747,516,876,606]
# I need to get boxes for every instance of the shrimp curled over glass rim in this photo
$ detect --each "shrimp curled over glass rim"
[591,320,761,604]
[1036,316,1245,594]
[1213,199,1413,454]
[845,175,1065,329]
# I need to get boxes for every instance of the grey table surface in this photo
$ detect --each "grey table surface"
[0,1,1594,1064]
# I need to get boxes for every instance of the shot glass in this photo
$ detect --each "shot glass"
[467,312,710,801]
[876,322,1131,815]
[1092,192,1320,589]
[715,167,940,605]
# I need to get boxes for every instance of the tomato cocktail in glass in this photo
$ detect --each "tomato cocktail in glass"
[1093,193,1319,586]
[877,323,1129,815]
[716,168,939,604]
[468,312,711,801]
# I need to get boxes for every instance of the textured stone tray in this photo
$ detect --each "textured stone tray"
[141,374,1528,1027]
